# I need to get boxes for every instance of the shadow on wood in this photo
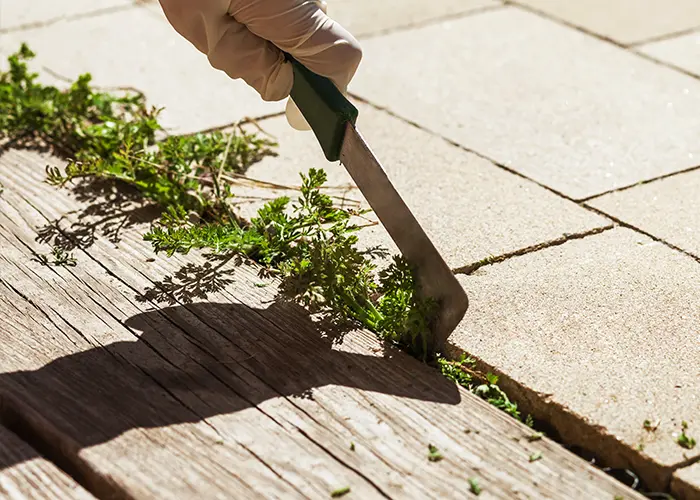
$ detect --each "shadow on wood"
[0,301,461,476]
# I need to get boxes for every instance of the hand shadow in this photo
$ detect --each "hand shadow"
[0,300,460,481]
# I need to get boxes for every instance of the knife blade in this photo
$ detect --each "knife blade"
[286,55,468,351]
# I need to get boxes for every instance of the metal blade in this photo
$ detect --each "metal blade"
[339,123,468,350]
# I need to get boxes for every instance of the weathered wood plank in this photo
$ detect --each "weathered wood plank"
[0,425,95,500]
[0,148,644,499]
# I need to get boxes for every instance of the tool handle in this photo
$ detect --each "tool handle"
[285,53,359,162]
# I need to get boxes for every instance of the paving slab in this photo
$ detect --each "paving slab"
[0,0,130,31]
[238,103,609,269]
[673,463,700,500]
[638,32,700,77]
[450,227,700,490]
[513,0,700,45]
[142,0,500,40]
[589,170,700,257]
[351,7,700,200]
[0,6,281,134]
[329,0,499,38]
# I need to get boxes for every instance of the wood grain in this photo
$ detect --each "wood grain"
[0,425,94,500]
[0,148,644,499]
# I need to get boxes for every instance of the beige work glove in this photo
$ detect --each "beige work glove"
[157,0,362,130]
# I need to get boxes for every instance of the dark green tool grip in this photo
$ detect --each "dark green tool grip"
[285,54,359,162]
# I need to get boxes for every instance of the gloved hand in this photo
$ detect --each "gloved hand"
[157,0,362,105]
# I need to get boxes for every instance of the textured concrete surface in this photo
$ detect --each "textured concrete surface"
[352,7,700,200]
[451,228,699,476]
[330,0,498,38]
[239,104,609,269]
[0,0,129,31]
[639,32,700,77]
[589,170,700,257]
[673,463,700,500]
[514,0,700,45]
[0,6,281,134]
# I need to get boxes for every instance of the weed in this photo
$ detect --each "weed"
[677,421,696,450]
[524,414,534,428]
[527,432,544,442]
[529,451,543,462]
[438,354,520,420]
[427,444,443,462]
[643,419,659,432]
[468,477,481,496]
[2,45,523,422]
[330,486,350,497]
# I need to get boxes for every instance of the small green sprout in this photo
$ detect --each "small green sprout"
[330,486,350,497]
[468,477,481,495]
[677,421,696,450]
[428,444,443,462]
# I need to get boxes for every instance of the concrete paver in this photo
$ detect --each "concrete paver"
[330,0,499,38]
[639,32,700,77]
[673,463,700,500]
[0,0,129,31]
[451,227,699,487]
[513,0,700,45]
[239,104,610,269]
[351,7,700,200]
[0,6,282,134]
[589,170,700,257]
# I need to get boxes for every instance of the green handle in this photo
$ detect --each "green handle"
[285,54,359,162]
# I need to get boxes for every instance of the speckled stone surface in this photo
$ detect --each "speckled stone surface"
[451,228,699,479]
[589,170,700,257]
[514,0,700,45]
[0,7,282,134]
[351,7,700,200]
[238,103,609,269]
[639,32,700,77]
[673,463,700,500]
[0,0,130,31]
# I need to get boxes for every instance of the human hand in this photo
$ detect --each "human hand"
[157,0,362,104]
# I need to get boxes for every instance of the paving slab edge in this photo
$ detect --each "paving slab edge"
[445,335,699,498]
[672,465,700,500]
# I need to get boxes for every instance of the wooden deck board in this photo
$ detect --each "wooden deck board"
[0,426,95,500]
[0,148,643,498]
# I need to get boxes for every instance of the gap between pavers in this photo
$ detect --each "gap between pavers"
[0,0,131,32]
[350,7,700,201]
[235,102,610,271]
[328,0,499,39]
[0,5,282,135]
[511,0,700,46]
[673,462,700,500]
[448,227,699,493]
[588,169,700,259]
[638,31,700,78]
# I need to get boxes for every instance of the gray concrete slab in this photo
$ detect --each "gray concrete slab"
[513,0,700,45]
[351,7,700,200]
[673,463,700,500]
[0,0,130,31]
[0,6,282,134]
[237,104,609,270]
[450,228,699,488]
[330,0,499,38]
[638,32,700,77]
[589,170,700,257]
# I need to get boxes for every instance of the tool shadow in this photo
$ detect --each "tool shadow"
[0,299,461,477]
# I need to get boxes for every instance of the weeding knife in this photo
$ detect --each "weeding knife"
[286,56,468,351]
